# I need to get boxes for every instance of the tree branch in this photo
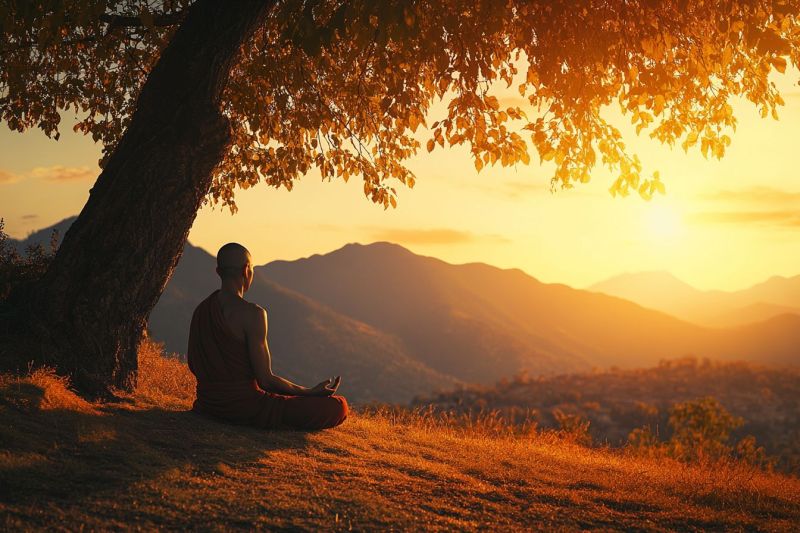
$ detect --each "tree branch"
[0,10,187,57]
[99,11,187,30]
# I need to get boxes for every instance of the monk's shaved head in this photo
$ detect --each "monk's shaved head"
[216,242,251,280]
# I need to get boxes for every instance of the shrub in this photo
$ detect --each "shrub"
[553,408,591,445]
[667,396,743,463]
[627,426,662,457]
[0,218,58,301]
[626,397,772,469]
[735,435,772,470]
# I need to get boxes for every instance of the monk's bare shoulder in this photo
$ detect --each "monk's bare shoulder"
[245,301,267,317]
[242,301,268,333]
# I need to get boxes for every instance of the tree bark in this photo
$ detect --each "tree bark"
[19,0,273,396]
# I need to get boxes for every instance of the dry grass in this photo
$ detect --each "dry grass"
[1,341,799,531]
[136,336,195,409]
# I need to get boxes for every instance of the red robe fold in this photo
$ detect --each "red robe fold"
[187,290,348,430]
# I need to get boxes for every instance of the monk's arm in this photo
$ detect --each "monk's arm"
[246,307,311,396]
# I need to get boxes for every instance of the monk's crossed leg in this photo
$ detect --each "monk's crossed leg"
[280,395,348,430]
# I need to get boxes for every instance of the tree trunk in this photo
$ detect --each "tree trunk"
[20,0,272,396]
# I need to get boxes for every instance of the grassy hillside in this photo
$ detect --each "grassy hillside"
[1,347,799,530]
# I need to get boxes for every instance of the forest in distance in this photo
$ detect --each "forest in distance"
[413,358,800,474]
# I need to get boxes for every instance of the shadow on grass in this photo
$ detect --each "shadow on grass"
[0,382,310,504]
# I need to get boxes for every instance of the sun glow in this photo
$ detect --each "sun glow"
[645,203,685,240]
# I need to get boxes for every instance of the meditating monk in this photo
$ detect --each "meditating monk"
[187,242,348,430]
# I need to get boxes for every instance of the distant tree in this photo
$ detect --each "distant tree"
[667,396,743,462]
[628,397,769,465]
[1,1,799,394]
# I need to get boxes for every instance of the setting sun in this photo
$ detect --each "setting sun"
[645,203,685,241]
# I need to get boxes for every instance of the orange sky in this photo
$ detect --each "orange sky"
[1,70,799,292]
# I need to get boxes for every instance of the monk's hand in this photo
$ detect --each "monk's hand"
[309,376,341,397]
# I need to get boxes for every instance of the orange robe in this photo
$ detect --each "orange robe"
[187,290,348,430]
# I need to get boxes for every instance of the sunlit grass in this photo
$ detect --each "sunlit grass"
[0,341,798,530]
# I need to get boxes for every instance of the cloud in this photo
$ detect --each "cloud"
[702,186,800,205]
[0,165,97,185]
[369,227,510,245]
[689,210,800,227]
[445,177,550,199]
[0,169,22,184]
[493,179,551,198]
[29,165,95,182]
[21,214,39,220]
[694,187,800,229]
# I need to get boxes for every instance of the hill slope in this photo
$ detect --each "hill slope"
[260,242,800,383]
[148,243,458,404]
[262,242,590,382]
[590,271,800,326]
[1,365,799,531]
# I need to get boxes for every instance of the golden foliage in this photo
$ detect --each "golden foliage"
[2,1,799,208]
[667,396,745,463]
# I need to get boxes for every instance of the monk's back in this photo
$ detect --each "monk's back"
[217,290,262,344]
[187,291,256,383]
[187,283,347,431]
[185,290,287,427]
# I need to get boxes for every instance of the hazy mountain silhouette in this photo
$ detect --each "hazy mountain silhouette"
[590,271,800,326]
[11,219,800,401]
[706,301,800,328]
[148,243,459,404]
[259,242,800,382]
[9,216,77,252]
[740,275,800,309]
[260,243,589,382]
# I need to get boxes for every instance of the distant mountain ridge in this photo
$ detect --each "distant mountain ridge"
[589,271,800,326]
[261,242,590,381]
[259,242,800,383]
[8,218,800,405]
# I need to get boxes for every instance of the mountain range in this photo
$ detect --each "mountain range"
[589,271,800,326]
[258,242,800,374]
[8,217,800,404]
